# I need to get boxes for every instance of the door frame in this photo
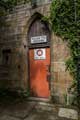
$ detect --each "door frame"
[27,13,52,100]
[28,46,51,100]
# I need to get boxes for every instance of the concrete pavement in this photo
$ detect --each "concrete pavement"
[0,99,78,120]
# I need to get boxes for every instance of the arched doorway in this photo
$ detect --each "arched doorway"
[28,14,51,98]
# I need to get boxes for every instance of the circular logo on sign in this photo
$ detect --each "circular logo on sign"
[37,49,43,56]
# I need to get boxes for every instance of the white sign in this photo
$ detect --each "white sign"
[31,36,47,44]
[34,49,46,60]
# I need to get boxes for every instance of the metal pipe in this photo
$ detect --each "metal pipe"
[77,47,80,107]
[74,0,77,22]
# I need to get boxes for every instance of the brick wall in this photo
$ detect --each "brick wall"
[0,1,72,103]
[51,34,72,103]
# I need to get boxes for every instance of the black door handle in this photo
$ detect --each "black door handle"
[46,65,50,72]
[47,74,51,90]
[47,74,50,82]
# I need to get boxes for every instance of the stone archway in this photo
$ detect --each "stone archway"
[27,13,51,98]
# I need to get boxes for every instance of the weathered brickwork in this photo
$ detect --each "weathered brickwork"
[51,34,72,103]
[0,1,72,104]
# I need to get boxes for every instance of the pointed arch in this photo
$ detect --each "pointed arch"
[27,12,51,48]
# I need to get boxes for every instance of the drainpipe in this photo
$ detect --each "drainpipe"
[74,0,77,22]
[74,0,80,108]
[77,50,80,108]
[74,0,80,107]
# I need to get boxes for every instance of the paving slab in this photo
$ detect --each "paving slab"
[24,110,58,120]
[0,100,78,120]
[3,102,36,119]
[58,108,78,120]
[0,114,20,120]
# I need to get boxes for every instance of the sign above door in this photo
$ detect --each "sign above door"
[31,35,47,44]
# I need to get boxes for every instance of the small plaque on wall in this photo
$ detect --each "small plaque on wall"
[31,36,47,44]
[34,48,46,60]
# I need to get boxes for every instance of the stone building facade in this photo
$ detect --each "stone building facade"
[0,0,72,104]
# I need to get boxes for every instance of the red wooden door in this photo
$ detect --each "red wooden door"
[29,48,50,98]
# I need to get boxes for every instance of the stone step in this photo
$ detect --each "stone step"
[0,77,9,80]
[0,65,9,75]
[0,70,8,73]
[0,72,8,75]
[27,100,59,113]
